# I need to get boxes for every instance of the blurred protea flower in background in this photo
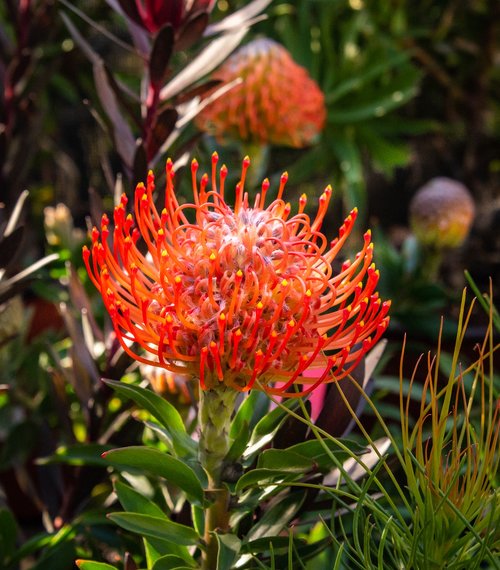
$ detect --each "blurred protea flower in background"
[409,177,475,250]
[83,153,389,397]
[117,0,215,35]
[196,38,326,149]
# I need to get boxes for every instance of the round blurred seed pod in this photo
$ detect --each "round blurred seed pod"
[409,177,475,249]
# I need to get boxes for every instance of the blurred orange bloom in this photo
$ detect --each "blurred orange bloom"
[83,154,389,396]
[196,39,326,148]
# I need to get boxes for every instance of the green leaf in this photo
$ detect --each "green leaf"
[103,379,196,457]
[38,443,113,467]
[230,390,269,438]
[243,400,299,461]
[282,438,367,472]
[226,420,250,462]
[0,508,17,562]
[330,84,418,124]
[246,492,306,542]
[235,468,300,493]
[216,533,241,570]
[326,51,411,103]
[152,554,196,569]
[257,449,314,473]
[76,562,119,570]
[109,512,199,546]
[104,447,204,505]
[144,537,194,568]
[114,480,166,518]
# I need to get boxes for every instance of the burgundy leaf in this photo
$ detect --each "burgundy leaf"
[148,106,178,160]
[115,0,144,27]
[149,24,174,86]
[174,78,221,104]
[132,141,148,188]
[176,10,209,51]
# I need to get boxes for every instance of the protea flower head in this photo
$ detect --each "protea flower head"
[83,154,389,397]
[409,177,475,249]
[196,38,326,148]
[118,0,214,35]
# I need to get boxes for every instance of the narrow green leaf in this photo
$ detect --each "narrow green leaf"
[216,533,241,570]
[257,449,314,473]
[283,438,367,471]
[103,379,196,457]
[326,51,411,103]
[0,508,17,562]
[109,513,199,546]
[104,447,204,505]
[152,554,196,569]
[38,443,113,467]
[243,400,299,461]
[76,562,119,570]
[235,468,299,492]
[114,480,166,518]
[246,492,306,542]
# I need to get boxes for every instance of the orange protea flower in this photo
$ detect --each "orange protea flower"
[195,39,326,148]
[83,154,389,397]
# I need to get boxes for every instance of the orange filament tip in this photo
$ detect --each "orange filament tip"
[256,301,263,310]
[281,279,289,287]
[305,289,312,298]
[243,156,250,167]
[219,313,226,321]
[288,319,295,328]
[161,250,167,258]
[175,276,182,284]
[209,252,216,262]
[212,152,218,162]
[234,329,242,337]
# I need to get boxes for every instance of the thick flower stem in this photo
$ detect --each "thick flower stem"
[199,386,237,570]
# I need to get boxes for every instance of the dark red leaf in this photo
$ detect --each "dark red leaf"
[149,24,174,86]
[133,141,148,187]
[175,78,221,104]
[176,10,209,51]
[116,0,144,28]
[148,106,178,160]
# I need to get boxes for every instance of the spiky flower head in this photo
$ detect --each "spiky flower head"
[83,154,389,397]
[409,177,475,249]
[196,38,326,148]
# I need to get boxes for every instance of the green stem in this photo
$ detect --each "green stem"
[199,386,237,570]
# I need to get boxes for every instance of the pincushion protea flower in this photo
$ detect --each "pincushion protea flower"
[195,39,326,148]
[83,154,389,397]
